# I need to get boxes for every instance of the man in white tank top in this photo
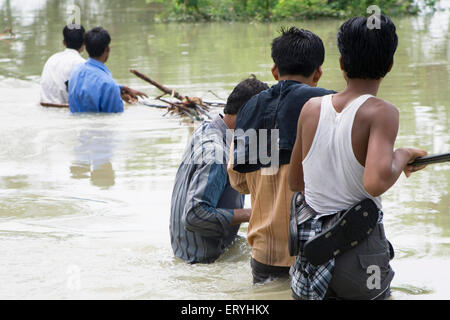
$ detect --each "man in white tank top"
[289,15,427,300]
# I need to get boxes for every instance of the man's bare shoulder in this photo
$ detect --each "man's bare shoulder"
[365,96,398,112]
[362,96,399,122]
[300,96,323,120]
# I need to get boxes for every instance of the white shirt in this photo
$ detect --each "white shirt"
[302,94,382,215]
[40,48,85,104]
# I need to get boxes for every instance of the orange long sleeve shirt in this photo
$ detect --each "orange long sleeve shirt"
[228,161,295,267]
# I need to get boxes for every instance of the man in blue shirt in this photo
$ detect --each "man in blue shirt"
[68,27,146,113]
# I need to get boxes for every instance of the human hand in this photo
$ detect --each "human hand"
[404,148,428,178]
[231,208,252,225]
[121,86,148,104]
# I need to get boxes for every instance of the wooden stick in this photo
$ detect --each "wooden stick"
[195,105,212,119]
[40,102,69,108]
[139,101,168,109]
[158,98,180,108]
[130,69,184,101]
[155,93,167,100]
[208,90,225,101]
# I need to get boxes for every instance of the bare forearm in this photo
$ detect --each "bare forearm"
[384,148,411,189]
[230,208,251,225]
[364,104,428,197]
[365,148,412,197]
[391,148,413,177]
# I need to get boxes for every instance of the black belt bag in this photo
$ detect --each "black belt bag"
[289,193,380,265]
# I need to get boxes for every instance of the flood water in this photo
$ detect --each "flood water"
[0,0,448,299]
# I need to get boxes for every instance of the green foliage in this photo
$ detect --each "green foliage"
[272,0,422,19]
[147,0,436,22]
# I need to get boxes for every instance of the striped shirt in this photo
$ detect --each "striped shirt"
[170,116,245,263]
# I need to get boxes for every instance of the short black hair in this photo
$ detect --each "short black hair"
[271,27,325,77]
[63,25,85,50]
[84,27,111,58]
[337,15,398,79]
[224,76,269,115]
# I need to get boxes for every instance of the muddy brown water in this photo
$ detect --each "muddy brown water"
[0,0,448,299]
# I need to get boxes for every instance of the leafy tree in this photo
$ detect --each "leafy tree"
[147,0,436,21]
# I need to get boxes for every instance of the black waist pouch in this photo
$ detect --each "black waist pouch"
[289,193,380,266]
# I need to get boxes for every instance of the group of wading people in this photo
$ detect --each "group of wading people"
[40,15,427,300]
[169,14,428,300]
[40,26,146,111]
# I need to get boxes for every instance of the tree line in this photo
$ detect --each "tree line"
[148,0,438,21]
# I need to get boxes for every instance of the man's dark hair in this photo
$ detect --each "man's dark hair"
[224,76,269,115]
[84,27,111,58]
[337,15,398,79]
[271,27,325,77]
[63,25,85,50]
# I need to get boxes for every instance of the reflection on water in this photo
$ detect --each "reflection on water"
[71,127,117,188]
[0,0,448,299]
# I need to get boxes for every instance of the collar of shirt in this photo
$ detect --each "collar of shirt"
[210,115,229,140]
[86,58,112,77]
[64,48,82,56]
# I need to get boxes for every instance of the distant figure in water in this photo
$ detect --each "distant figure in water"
[169,76,269,264]
[40,25,86,105]
[289,15,428,300]
[68,27,147,113]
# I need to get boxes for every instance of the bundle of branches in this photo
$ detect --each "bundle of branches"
[130,69,225,121]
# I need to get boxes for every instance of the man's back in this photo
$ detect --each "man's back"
[170,117,244,264]
[300,94,390,213]
[231,164,294,266]
[40,49,85,104]
[229,82,333,267]
[68,58,123,113]
[233,81,333,172]
[299,93,400,208]
[289,14,427,301]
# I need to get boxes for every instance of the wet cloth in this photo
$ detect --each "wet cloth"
[170,115,244,264]
[232,80,334,173]
[251,258,290,285]
[68,58,123,113]
[40,48,85,104]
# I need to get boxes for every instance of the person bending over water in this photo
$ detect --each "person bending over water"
[289,15,427,300]
[68,27,147,113]
[170,77,269,264]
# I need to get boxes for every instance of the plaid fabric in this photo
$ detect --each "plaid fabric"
[290,202,384,300]
[291,216,335,300]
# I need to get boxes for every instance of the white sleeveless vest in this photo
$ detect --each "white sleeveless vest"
[303,94,382,215]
